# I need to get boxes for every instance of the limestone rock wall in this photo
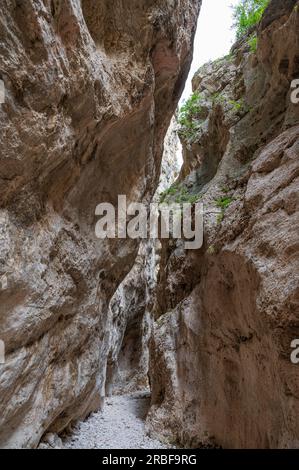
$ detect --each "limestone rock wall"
[147,0,299,448]
[0,0,201,448]
[106,117,180,395]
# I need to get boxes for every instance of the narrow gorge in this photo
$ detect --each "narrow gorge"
[0,0,299,451]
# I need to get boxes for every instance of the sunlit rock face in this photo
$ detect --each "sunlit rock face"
[147,0,299,449]
[0,0,201,448]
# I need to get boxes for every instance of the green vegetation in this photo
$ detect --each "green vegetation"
[217,213,224,225]
[211,94,250,115]
[248,33,258,53]
[178,92,203,140]
[207,245,216,255]
[228,99,244,112]
[159,184,200,205]
[215,196,233,224]
[212,92,225,106]
[232,0,270,39]
[175,191,200,205]
[214,53,234,65]
[215,196,234,224]
[215,196,234,210]
[221,186,230,194]
[159,184,179,203]
[228,98,250,115]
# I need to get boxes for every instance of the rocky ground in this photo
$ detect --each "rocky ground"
[40,392,172,450]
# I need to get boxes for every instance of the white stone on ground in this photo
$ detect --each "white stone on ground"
[60,392,172,449]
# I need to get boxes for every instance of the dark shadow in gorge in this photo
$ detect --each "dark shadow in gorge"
[131,391,152,421]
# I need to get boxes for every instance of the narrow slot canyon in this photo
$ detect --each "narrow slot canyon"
[0,0,299,453]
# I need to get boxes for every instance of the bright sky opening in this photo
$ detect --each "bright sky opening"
[181,0,240,103]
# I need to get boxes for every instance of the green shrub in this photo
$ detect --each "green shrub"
[228,99,243,112]
[159,184,179,203]
[228,98,250,115]
[215,196,233,210]
[214,196,234,225]
[214,53,234,65]
[159,184,200,205]
[248,34,258,53]
[178,92,203,140]
[212,92,225,106]
[207,245,216,255]
[232,0,270,39]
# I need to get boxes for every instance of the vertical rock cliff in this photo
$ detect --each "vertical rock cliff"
[105,118,180,396]
[0,0,201,448]
[147,0,299,449]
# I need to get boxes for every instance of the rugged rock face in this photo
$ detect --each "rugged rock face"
[106,118,180,396]
[0,0,200,448]
[105,241,154,396]
[147,0,299,448]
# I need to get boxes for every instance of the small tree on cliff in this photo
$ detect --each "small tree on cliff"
[233,0,270,38]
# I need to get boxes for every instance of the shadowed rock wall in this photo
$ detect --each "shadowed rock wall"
[0,0,201,448]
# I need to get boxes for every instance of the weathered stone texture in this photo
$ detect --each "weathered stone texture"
[0,0,200,448]
[147,0,299,449]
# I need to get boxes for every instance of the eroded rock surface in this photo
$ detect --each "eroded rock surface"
[106,117,180,396]
[0,0,201,448]
[147,0,299,448]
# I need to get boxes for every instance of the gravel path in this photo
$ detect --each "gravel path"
[60,391,171,449]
